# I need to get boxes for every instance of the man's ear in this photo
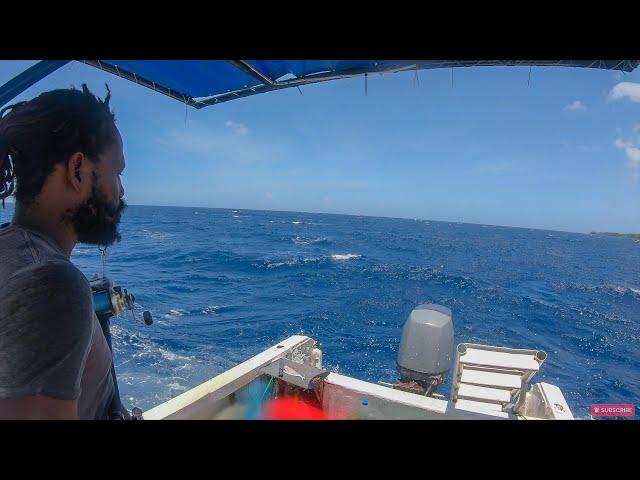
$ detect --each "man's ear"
[66,152,88,193]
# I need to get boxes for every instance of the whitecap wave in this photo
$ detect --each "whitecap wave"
[331,254,361,261]
[143,230,175,240]
[556,282,640,299]
[164,308,187,319]
[293,236,332,246]
[157,348,191,362]
[594,284,640,298]
[265,256,323,269]
[263,253,361,268]
[201,305,220,315]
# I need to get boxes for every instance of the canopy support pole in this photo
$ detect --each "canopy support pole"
[228,60,275,86]
[0,60,71,107]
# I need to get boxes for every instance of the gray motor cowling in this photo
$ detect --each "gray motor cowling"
[397,304,454,385]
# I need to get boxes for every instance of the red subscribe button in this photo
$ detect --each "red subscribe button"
[590,404,635,417]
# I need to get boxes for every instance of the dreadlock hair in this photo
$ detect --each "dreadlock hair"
[0,83,116,208]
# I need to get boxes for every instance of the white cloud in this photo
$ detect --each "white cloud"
[225,120,249,136]
[265,192,273,199]
[564,100,587,112]
[615,138,640,168]
[609,82,640,103]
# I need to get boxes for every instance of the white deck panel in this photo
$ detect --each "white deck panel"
[323,373,449,419]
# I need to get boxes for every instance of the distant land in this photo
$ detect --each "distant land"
[590,232,640,239]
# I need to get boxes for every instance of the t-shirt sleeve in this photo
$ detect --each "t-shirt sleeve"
[0,261,95,400]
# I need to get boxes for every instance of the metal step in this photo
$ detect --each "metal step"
[454,399,509,417]
[457,383,512,404]
[460,347,541,371]
[460,368,522,390]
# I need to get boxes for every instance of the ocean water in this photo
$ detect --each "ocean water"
[2,204,638,419]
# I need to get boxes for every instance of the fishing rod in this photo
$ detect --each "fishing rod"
[89,247,153,420]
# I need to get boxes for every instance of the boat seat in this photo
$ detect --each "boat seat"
[451,343,547,415]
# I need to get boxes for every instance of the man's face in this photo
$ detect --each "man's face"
[71,129,127,246]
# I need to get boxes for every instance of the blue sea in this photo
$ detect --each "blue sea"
[2,204,638,418]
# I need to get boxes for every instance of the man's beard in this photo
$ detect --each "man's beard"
[71,185,127,246]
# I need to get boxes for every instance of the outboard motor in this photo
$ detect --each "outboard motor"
[395,304,455,396]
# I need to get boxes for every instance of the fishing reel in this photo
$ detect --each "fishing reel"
[90,276,153,326]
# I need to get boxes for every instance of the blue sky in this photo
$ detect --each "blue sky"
[1,60,639,233]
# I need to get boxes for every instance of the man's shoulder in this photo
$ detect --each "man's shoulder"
[4,259,90,296]
[0,259,94,349]
[0,224,83,290]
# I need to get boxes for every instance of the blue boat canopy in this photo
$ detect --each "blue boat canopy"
[1,60,639,109]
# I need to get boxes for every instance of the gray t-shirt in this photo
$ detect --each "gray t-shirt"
[0,222,115,419]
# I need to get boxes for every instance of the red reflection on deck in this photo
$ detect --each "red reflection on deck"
[261,398,329,420]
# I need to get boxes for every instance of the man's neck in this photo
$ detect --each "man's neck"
[12,202,76,257]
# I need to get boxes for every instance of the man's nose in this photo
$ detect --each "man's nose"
[119,179,125,199]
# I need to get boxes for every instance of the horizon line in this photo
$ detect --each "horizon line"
[2,200,636,236]
[122,202,609,236]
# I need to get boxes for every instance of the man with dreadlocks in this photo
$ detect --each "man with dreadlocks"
[0,84,128,419]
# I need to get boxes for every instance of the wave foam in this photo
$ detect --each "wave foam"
[201,305,220,315]
[293,236,332,246]
[331,254,361,261]
[164,308,187,319]
[265,256,323,269]
[143,230,175,240]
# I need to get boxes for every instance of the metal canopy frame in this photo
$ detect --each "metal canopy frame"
[0,60,71,108]
[81,59,640,109]
[1,59,638,110]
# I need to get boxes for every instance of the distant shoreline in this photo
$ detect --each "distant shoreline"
[591,232,640,239]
